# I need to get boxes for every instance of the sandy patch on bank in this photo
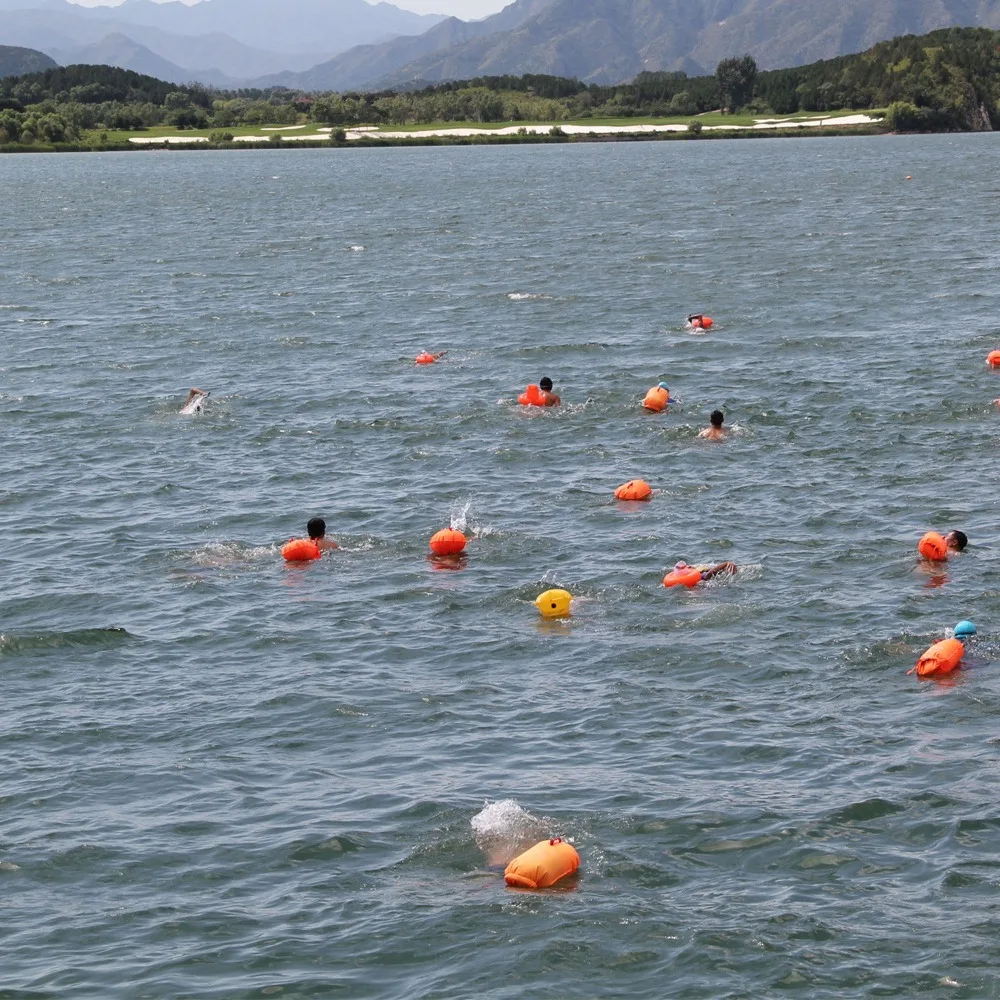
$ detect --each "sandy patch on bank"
[127,113,880,146]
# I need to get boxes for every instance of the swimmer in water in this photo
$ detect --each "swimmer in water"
[538,376,561,406]
[676,560,738,581]
[687,313,705,327]
[945,530,967,553]
[698,409,726,440]
[307,516,339,551]
[180,388,208,413]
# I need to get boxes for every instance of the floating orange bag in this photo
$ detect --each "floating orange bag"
[518,384,544,406]
[504,838,580,889]
[918,531,947,561]
[663,567,702,588]
[429,528,467,556]
[282,539,321,562]
[910,638,964,677]
[643,386,669,412]
[614,479,652,501]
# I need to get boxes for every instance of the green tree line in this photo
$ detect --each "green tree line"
[1,26,998,145]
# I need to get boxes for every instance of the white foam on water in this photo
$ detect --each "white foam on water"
[471,799,546,866]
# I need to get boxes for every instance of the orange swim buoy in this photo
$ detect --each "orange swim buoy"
[700,316,713,329]
[614,479,652,501]
[415,352,436,365]
[282,538,321,562]
[429,528,467,556]
[909,637,964,677]
[663,565,703,588]
[987,351,1000,368]
[518,384,544,406]
[643,386,669,412]
[504,837,580,889]
[918,531,948,561]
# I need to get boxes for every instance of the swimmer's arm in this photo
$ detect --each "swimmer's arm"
[701,562,737,580]
[316,538,339,551]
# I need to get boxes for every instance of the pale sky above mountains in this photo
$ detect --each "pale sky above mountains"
[69,0,511,17]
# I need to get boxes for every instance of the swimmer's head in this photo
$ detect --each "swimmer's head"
[307,517,326,539]
[945,530,967,552]
[539,377,553,391]
[658,381,669,391]
[954,619,977,639]
[674,561,688,571]
[710,409,724,428]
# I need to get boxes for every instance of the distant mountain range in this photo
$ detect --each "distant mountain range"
[2,0,1000,90]
[0,0,445,83]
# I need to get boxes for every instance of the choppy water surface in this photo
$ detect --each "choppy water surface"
[3,135,1000,998]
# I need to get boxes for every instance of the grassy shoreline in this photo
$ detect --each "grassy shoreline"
[1,117,887,154]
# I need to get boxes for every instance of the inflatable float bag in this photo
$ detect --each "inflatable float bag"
[914,637,964,677]
[643,386,669,412]
[518,384,544,406]
[918,531,948,561]
[415,352,436,365]
[614,479,652,501]
[700,316,714,329]
[535,589,572,619]
[429,528,467,556]
[282,538,321,562]
[504,838,580,889]
[987,350,1000,368]
[663,567,702,588]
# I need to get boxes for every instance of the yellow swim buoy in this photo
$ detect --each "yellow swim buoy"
[535,589,572,618]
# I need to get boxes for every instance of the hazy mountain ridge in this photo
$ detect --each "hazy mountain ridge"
[0,0,444,82]
[329,0,1000,90]
[256,0,557,92]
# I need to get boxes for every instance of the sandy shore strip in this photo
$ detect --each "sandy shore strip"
[127,114,880,145]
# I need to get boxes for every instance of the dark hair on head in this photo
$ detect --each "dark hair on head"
[950,529,968,551]
[539,377,553,391]
[710,409,724,426]
[307,517,326,539]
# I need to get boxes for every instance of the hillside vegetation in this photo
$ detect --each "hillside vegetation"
[0,45,57,80]
[0,27,997,146]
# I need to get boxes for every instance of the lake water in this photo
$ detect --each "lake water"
[3,134,1000,998]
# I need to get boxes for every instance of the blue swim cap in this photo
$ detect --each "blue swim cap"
[658,381,669,391]
[954,620,977,638]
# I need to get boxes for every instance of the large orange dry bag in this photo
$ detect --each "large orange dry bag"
[518,384,544,406]
[614,479,652,501]
[282,539,321,562]
[987,350,1000,368]
[429,528,467,556]
[663,567,703,588]
[643,386,669,412]
[910,638,964,677]
[504,838,580,889]
[918,531,948,561]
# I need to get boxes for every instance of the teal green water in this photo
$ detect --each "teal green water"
[3,135,1000,998]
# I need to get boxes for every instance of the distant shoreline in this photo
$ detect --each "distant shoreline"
[0,117,887,155]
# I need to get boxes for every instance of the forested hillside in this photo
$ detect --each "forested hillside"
[0,45,56,79]
[0,27,997,145]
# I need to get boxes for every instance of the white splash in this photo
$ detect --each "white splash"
[471,799,546,866]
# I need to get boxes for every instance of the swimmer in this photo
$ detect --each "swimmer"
[944,530,968,553]
[538,377,560,406]
[698,409,726,440]
[180,387,208,414]
[687,313,705,327]
[673,560,738,582]
[306,516,338,551]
